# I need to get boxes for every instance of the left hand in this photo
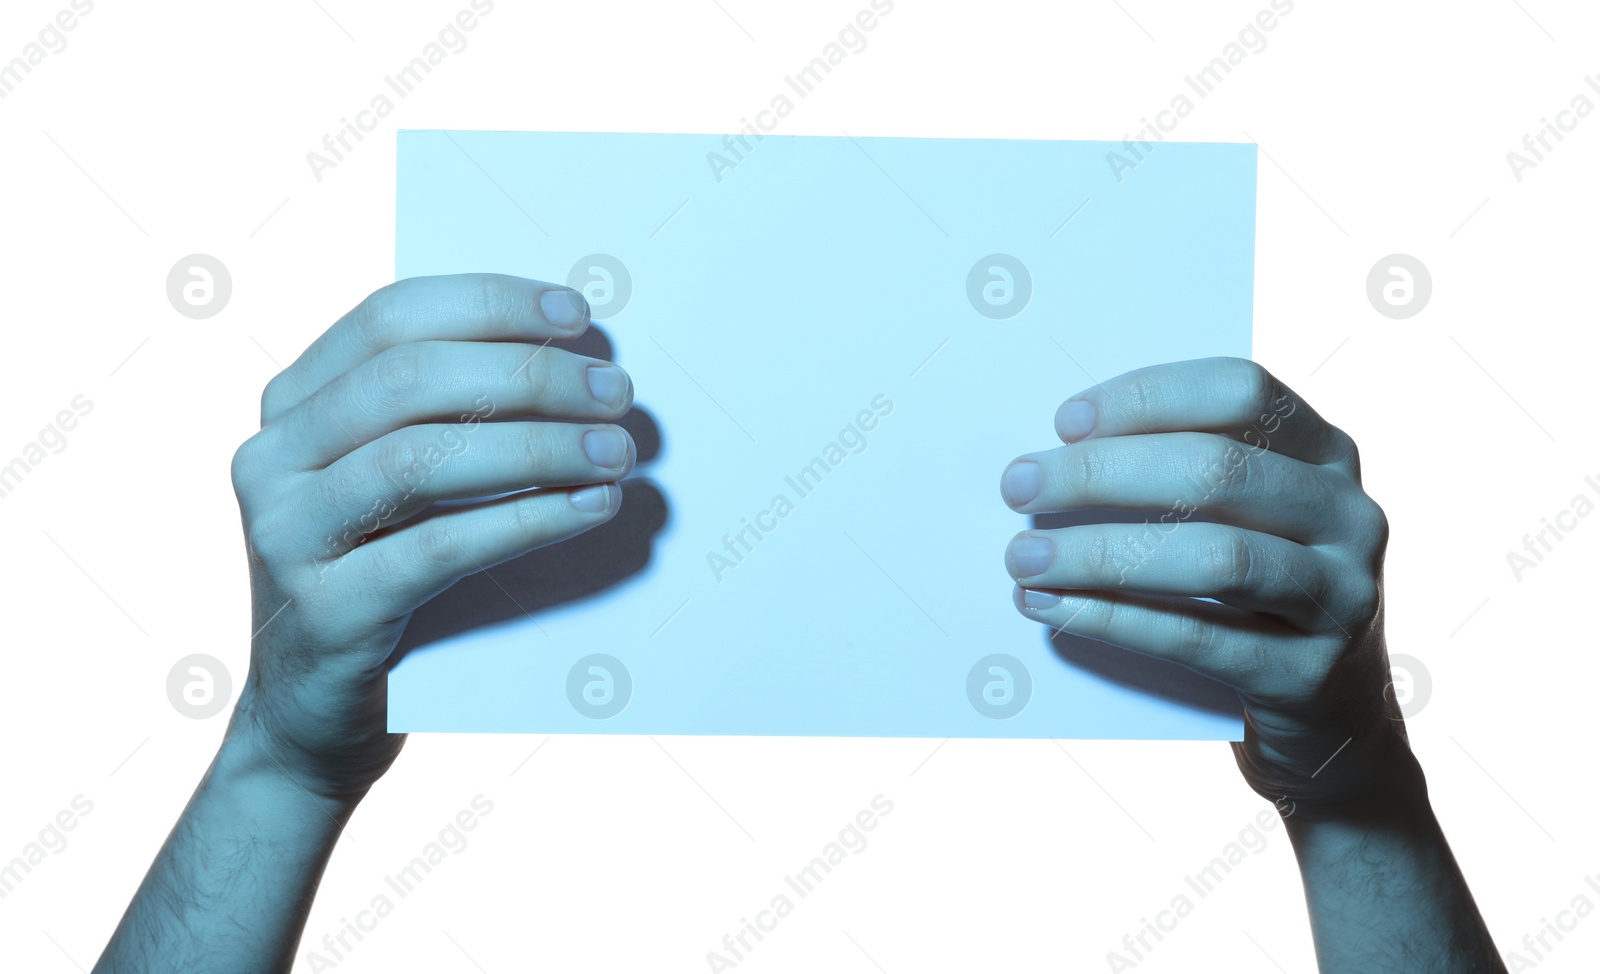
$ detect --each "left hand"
[1000,356,1413,817]
[227,274,635,800]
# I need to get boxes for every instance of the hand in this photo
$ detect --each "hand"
[1000,356,1408,817]
[226,273,637,799]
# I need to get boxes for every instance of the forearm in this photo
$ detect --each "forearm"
[1285,753,1503,973]
[94,727,363,974]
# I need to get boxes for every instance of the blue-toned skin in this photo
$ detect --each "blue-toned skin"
[94,287,1499,972]
[94,274,635,973]
[1002,357,1502,972]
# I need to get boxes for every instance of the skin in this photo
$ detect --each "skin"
[94,274,636,972]
[93,289,1499,971]
[1000,356,1503,972]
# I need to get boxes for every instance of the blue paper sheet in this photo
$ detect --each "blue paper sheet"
[388,130,1254,740]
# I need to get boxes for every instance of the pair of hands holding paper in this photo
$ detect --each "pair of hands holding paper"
[105,272,1502,973]
[227,272,1403,812]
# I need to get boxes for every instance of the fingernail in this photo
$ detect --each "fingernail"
[1057,399,1096,441]
[583,429,629,470]
[569,483,613,514]
[1001,459,1040,507]
[586,365,629,409]
[1007,535,1054,578]
[1022,588,1061,610]
[540,288,589,330]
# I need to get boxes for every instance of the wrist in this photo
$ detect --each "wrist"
[223,668,401,802]
[216,712,373,817]
[1277,747,1504,973]
[1281,741,1434,841]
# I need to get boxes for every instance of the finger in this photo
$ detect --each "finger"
[261,274,592,425]
[1000,430,1366,545]
[1010,584,1304,696]
[330,482,622,619]
[262,340,633,470]
[301,422,636,557]
[1053,357,1358,474]
[1004,520,1339,627]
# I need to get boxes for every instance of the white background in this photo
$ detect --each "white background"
[1,1,1596,970]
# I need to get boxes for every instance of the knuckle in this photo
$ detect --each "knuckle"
[229,438,261,493]
[414,520,461,569]
[1122,371,1161,424]
[1346,578,1382,623]
[522,355,554,403]
[1323,423,1363,477]
[477,274,530,337]
[1343,434,1364,480]
[512,494,556,539]
[1209,532,1256,594]
[1325,543,1383,625]
[372,344,424,402]
[350,291,391,353]
[1176,611,1218,663]
[350,281,414,354]
[259,376,288,425]
[1081,531,1114,580]
[375,434,427,496]
[379,433,424,480]
[1356,496,1389,549]
[519,425,557,474]
[1203,438,1252,497]
[245,514,286,563]
[1074,596,1117,640]
[1238,359,1280,420]
[1069,443,1103,495]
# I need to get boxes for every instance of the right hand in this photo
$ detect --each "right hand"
[226,274,636,799]
[999,357,1406,819]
